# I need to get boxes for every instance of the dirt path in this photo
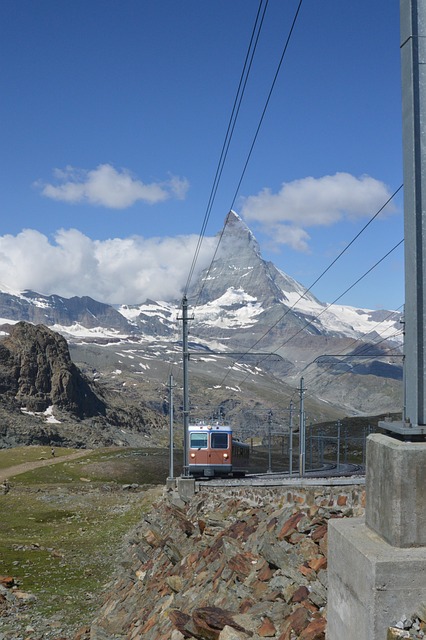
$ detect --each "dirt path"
[0,450,93,482]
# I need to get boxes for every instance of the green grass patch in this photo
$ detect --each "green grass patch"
[0,485,162,628]
[0,445,169,634]
[11,447,175,485]
[0,445,79,469]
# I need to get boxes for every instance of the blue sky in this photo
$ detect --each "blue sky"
[0,0,404,310]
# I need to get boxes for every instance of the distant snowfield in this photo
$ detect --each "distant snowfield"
[5,291,400,348]
[0,317,19,334]
[284,291,401,342]
[21,404,61,424]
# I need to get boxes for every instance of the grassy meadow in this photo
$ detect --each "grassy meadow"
[0,446,170,633]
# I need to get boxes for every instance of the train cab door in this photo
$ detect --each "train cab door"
[209,431,230,466]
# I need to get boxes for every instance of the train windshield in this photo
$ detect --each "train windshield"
[190,432,208,449]
[211,432,228,449]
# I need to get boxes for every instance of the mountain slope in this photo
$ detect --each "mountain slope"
[0,211,403,422]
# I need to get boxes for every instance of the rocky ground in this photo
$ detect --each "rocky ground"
[1,480,426,640]
[86,483,365,640]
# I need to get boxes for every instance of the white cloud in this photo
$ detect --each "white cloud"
[36,164,189,209]
[240,173,396,251]
[0,229,216,304]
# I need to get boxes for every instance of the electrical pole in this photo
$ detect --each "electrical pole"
[336,419,341,471]
[168,374,175,479]
[181,295,190,475]
[267,410,272,473]
[299,377,306,476]
[289,399,294,476]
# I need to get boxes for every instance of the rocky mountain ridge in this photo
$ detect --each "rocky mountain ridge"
[0,211,403,426]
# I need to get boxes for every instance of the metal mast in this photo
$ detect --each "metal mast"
[401,0,426,430]
[168,374,175,479]
[385,0,426,437]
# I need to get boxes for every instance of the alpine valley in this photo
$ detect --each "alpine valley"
[0,212,403,448]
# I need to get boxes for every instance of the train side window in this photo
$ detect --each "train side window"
[190,433,208,449]
[211,432,228,449]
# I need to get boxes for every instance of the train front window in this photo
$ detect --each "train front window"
[190,433,208,449]
[211,432,228,449]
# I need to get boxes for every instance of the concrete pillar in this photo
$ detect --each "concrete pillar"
[328,517,426,640]
[365,434,426,547]
[327,435,426,640]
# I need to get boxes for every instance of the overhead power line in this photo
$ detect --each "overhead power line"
[184,0,270,297]
[178,0,402,419]
[300,305,404,390]
[297,328,404,408]
[188,0,304,305]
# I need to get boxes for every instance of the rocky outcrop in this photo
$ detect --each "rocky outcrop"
[0,322,106,417]
[0,322,167,448]
[88,484,366,640]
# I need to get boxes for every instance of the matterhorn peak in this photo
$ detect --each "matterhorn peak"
[221,210,261,258]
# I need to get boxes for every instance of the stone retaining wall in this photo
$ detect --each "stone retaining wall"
[194,484,365,514]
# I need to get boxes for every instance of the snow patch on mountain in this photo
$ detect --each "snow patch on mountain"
[51,322,129,340]
[118,300,178,323]
[0,317,19,328]
[193,287,263,328]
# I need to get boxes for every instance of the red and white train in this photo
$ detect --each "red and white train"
[188,423,249,477]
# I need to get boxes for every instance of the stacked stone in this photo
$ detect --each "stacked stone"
[88,485,365,640]
[388,613,426,639]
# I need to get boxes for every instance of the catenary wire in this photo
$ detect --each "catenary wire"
[300,306,404,390]
[297,328,404,411]
[190,0,304,307]
[167,1,268,392]
[177,0,400,425]
[261,323,405,421]
[184,0,269,296]
[302,328,404,391]
[263,304,404,414]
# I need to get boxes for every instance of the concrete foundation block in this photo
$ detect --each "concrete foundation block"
[166,477,177,490]
[328,517,426,640]
[177,476,195,501]
[366,434,426,547]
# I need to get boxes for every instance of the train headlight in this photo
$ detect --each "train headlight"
[223,453,229,459]
[190,453,196,458]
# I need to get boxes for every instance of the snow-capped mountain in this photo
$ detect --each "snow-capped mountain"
[0,211,401,346]
[116,211,401,346]
[0,211,403,418]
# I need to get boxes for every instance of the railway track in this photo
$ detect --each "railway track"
[196,464,365,488]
